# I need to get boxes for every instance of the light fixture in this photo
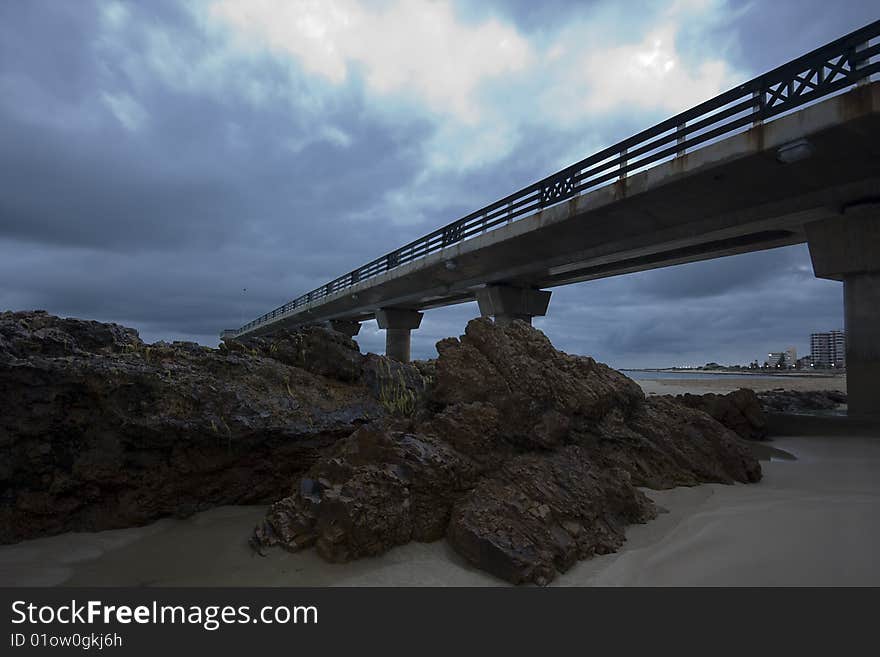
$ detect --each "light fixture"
[776,138,813,164]
[444,259,458,271]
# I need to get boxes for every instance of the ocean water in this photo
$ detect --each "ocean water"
[623,370,788,381]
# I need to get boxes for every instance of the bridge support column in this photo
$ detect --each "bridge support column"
[475,285,552,327]
[806,206,880,420]
[329,319,360,338]
[375,308,423,362]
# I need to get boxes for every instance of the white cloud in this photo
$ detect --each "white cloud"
[208,0,533,122]
[91,0,740,183]
[541,20,738,125]
[581,23,732,113]
[101,91,148,131]
[282,124,354,153]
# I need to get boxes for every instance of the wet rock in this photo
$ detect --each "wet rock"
[669,388,768,441]
[432,319,644,448]
[255,318,761,584]
[0,310,388,544]
[234,326,363,383]
[757,388,847,414]
[253,424,481,561]
[449,447,655,585]
[3,310,762,582]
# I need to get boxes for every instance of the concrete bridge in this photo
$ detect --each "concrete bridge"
[224,21,880,419]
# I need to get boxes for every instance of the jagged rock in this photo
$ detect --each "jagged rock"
[432,319,644,448]
[611,396,762,487]
[2,310,763,583]
[234,326,364,383]
[0,310,142,361]
[254,424,482,561]
[449,447,656,585]
[254,318,761,584]
[757,388,847,414]
[0,310,389,544]
[669,388,768,441]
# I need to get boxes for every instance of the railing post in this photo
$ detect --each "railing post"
[676,123,686,157]
[854,41,870,86]
[752,87,764,126]
[619,147,627,181]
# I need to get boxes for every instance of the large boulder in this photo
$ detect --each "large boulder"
[253,424,482,561]
[432,319,644,448]
[449,447,655,585]
[254,318,761,584]
[233,326,363,383]
[0,310,389,543]
[667,389,768,441]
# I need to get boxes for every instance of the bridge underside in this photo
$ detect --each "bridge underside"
[233,83,880,417]
[240,85,878,325]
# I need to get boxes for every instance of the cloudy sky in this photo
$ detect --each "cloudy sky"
[0,0,875,366]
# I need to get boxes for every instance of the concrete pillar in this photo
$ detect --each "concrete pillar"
[329,319,360,338]
[844,273,880,419]
[806,206,880,420]
[475,285,552,327]
[375,308,423,362]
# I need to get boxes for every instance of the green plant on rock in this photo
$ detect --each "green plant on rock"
[378,361,418,417]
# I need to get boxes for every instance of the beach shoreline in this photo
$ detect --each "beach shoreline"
[2,431,876,587]
[635,374,847,397]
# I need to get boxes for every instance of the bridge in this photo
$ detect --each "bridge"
[223,21,880,419]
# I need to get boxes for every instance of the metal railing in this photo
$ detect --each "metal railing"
[235,20,880,335]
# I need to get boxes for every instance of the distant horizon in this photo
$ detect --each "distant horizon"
[1,304,847,374]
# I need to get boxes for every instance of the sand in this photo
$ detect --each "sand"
[2,432,878,587]
[636,374,847,396]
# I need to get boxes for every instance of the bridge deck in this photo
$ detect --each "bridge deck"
[228,21,880,338]
[234,82,880,337]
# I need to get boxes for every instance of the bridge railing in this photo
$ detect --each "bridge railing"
[235,20,880,336]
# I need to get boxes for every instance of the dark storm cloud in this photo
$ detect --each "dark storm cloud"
[685,0,879,78]
[0,0,436,343]
[0,1,431,254]
[0,0,863,364]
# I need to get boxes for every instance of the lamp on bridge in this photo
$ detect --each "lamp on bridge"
[776,138,814,164]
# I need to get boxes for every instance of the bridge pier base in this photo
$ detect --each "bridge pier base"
[376,308,423,362]
[806,206,880,420]
[476,285,552,327]
[329,319,360,338]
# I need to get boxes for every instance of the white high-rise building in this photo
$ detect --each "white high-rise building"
[810,330,846,368]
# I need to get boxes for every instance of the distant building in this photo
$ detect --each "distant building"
[795,355,813,369]
[765,347,796,368]
[810,330,846,367]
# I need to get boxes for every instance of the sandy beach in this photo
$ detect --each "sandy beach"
[636,374,847,397]
[2,431,877,587]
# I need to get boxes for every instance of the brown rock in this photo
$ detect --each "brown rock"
[254,318,761,584]
[448,446,655,585]
[671,388,768,440]
[432,319,645,448]
[0,310,393,544]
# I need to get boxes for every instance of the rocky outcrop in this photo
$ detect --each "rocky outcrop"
[0,310,398,544]
[254,319,761,584]
[757,388,847,414]
[232,326,364,383]
[670,388,768,440]
[3,310,763,582]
